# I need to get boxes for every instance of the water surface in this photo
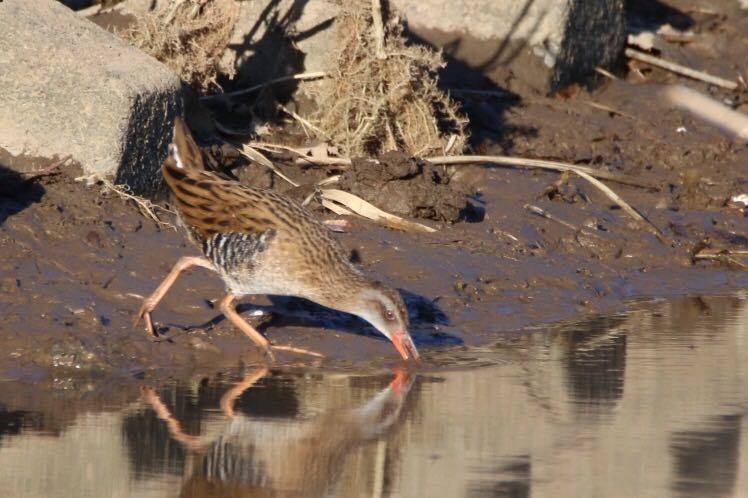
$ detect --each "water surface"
[1,294,747,498]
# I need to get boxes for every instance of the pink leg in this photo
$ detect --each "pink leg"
[134,256,214,336]
[218,293,276,361]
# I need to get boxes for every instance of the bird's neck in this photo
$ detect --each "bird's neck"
[310,270,372,317]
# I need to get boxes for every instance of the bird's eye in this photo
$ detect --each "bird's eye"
[384,309,396,321]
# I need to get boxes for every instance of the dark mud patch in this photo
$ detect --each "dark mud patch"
[339,151,478,222]
[0,169,274,381]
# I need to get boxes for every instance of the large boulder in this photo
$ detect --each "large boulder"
[391,0,626,93]
[217,0,624,96]
[0,0,183,194]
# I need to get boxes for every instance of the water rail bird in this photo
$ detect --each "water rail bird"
[134,118,419,361]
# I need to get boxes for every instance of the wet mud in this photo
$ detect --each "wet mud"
[1,0,747,388]
[339,151,476,222]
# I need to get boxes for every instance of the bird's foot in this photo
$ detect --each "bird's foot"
[134,300,158,337]
[271,344,325,359]
[263,345,277,363]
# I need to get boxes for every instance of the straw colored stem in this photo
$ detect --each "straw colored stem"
[200,72,327,101]
[625,48,738,90]
[425,155,655,189]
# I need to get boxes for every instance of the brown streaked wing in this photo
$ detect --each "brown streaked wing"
[162,164,276,238]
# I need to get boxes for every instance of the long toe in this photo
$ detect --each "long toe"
[132,307,144,329]
[264,345,277,363]
[134,307,156,336]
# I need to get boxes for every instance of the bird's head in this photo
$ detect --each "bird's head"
[342,282,419,361]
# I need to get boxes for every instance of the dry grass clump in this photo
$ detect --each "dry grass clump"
[309,1,467,156]
[122,0,240,91]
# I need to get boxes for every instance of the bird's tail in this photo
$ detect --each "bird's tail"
[164,117,205,171]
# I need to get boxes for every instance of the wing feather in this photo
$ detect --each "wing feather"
[162,116,327,242]
[162,164,276,237]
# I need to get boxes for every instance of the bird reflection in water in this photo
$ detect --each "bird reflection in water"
[141,368,415,498]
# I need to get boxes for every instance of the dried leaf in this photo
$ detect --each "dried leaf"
[239,144,275,170]
[239,144,299,187]
[320,189,436,233]
[322,219,349,232]
[320,198,354,216]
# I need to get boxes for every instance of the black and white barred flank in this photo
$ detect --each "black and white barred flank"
[202,229,277,273]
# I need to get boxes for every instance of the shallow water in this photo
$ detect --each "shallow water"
[1,294,747,498]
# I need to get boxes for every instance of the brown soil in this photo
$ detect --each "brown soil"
[338,151,476,222]
[1,0,747,389]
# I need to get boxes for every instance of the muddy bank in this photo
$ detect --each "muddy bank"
[1,0,747,387]
[0,146,745,385]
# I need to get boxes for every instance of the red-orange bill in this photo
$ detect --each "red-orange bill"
[392,331,420,361]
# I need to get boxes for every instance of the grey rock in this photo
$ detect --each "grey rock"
[216,0,623,101]
[0,0,183,194]
[391,0,625,93]
[219,0,338,95]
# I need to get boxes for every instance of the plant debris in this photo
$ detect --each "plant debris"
[319,188,436,233]
[307,0,467,156]
[624,47,738,90]
[121,0,240,91]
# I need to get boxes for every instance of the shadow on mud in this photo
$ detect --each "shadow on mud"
[162,289,461,349]
[0,165,45,225]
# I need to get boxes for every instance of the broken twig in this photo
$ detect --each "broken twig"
[572,170,668,244]
[584,101,638,121]
[524,204,579,231]
[272,344,325,358]
[425,155,655,189]
[284,152,656,188]
[664,85,748,140]
[99,179,176,230]
[624,48,738,90]
[199,72,327,102]
[594,67,619,80]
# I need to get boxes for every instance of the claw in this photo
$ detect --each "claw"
[134,302,158,337]
[264,346,277,363]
